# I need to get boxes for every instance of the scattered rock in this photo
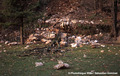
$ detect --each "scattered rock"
[60,40,67,46]
[0,50,2,53]
[35,62,44,67]
[8,42,19,45]
[4,50,7,52]
[101,45,105,47]
[83,54,87,58]
[54,60,70,70]
[24,45,30,49]
[91,43,100,48]
[41,39,48,43]
[5,41,9,44]
[0,45,2,47]
[70,43,77,48]
[100,50,104,53]
[45,40,51,44]
[61,33,67,39]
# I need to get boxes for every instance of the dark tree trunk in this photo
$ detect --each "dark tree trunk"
[20,18,24,44]
[112,0,118,39]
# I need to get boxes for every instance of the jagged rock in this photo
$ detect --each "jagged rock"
[54,60,70,70]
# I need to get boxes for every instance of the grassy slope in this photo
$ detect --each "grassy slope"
[0,43,120,76]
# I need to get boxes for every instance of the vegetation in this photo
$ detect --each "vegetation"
[0,43,120,76]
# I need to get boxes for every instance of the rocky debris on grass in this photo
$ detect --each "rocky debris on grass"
[54,60,70,70]
[35,62,44,67]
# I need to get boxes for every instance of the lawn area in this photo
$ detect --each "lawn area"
[0,43,120,76]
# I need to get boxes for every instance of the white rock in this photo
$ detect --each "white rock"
[100,50,104,53]
[61,33,67,39]
[64,63,70,68]
[83,54,87,58]
[24,45,30,49]
[60,40,67,46]
[94,40,98,43]
[54,60,70,70]
[35,62,43,67]
[75,36,82,44]
[58,60,64,64]
[8,42,18,45]
[4,50,7,52]
[49,33,55,39]
[41,39,48,43]
[70,43,77,48]
[5,41,9,44]
[101,45,105,47]
[45,40,51,44]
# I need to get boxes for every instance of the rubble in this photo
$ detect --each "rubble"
[54,60,70,70]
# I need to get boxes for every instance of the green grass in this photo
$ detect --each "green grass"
[0,43,120,76]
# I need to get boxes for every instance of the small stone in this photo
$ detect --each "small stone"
[101,45,105,47]
[35,62,43,67]
[0,45,2,47]
[54,60,70,70]
[115,53,118,55]
[24,45,29,49]
[41,39,48,43]
[4,50,7,52]
[101,50,104,53]
[0,50,2,53]
[45,40,51,44]
[8,42,18,45]
[83,54,87,58]
[70,43,77,48]
[5,41,9,44]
